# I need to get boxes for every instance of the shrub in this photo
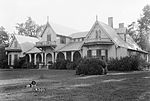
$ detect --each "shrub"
[76,58,106,75]
[107,55,146,71]
[51,59,69,69]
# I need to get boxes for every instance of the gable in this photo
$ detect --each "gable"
[40,23,57,42]
[85,22,112,43]
[10,37,21,49]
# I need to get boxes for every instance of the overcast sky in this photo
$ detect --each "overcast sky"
[0,0,149,35]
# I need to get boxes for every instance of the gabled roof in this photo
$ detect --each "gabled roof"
[98,21,140,50]
[57,42,83,52]
[69,31,88,38]
[25,46,42,54]
[38,22,79,37]
[15,35,39,53]
[84,21,147,53]
[115,28,127,34]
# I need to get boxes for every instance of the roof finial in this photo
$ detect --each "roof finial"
[96,15,98,21]
[47,16,49,23]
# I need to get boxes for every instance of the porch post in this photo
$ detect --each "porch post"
[41,53,43,63]
[45,53,47,65]
[71,51,74,61]
[55,52,58,62]
[52,52,54,63]
[34,54,37,65]
[64,52,67,60]
[29,54,32,62]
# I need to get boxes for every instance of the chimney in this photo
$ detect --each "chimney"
[119,23,124,28]
[108,17,113,28]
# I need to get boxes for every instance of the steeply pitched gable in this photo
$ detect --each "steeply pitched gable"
[85,21,112,43]
[40,22,57,42]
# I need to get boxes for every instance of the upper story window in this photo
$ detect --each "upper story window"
[47,34,51,41]
[14,41,17,48]
[60,37,66,44]
[95,30,101,39]
[87,50,92,57]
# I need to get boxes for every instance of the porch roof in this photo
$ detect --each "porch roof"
[57,42,83,52]
[25,46,42,54]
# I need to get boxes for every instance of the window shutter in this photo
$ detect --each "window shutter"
[106,50,108,61]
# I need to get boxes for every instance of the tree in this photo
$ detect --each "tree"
[137,4,150,50]
[128,5,150,50]
[0,26,9,68]
[0,26,9,44]
[16,17,42,37]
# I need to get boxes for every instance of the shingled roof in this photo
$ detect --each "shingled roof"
[15,35,39,53]
[69,31,88,38]
[57,42,83,52]
[98,21,146,53]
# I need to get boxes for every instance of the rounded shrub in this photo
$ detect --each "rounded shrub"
[107,55,146,71]
[76,58,107,75]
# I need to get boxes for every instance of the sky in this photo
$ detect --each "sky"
[0,0,149,35]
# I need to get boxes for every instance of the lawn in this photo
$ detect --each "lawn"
[0,70,150,101]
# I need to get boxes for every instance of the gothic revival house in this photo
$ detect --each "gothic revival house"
[6,17,148,68]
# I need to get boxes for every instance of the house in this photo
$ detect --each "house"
[6,17,148,68]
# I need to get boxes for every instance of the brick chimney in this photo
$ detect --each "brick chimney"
[119,23,124,28]
[108,17,113,28]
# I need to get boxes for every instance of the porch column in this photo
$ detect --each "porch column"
[146,54,148,62]
[45,53,47,65]
[41,53,43,63]
[71,51,74,61]
[64,52,67,60]
[52,52,54,63]
[29,54,32,62]
[34,54,37,65]
[55,52,58,62]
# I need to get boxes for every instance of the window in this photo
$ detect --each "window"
[14,54,18,61]
[92,50,96,56]
[14,41,17,48]
[96,30,99,39]
[101,50,106,56]
[87,50,92,57]
[101,50,108,61]
[47,34,51,41]
[82,38,84,41]
[99,30,101,39]
[9,55,11,65]
[95,30,101,39]
[96,49,101,57]
[60,37,66,44]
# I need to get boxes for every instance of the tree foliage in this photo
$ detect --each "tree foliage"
[0,26,9,44]
[15,17,43,37]
[128,4,150,50]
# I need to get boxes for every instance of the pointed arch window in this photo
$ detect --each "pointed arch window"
[96,30,99,39]
[99,30,101,39]
[95,30,101,39]
[47,34,51,41]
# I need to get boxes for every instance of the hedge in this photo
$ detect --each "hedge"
[76,58,107,75]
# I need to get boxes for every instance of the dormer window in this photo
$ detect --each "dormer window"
[47,34,51,41]
[60,37,66,44]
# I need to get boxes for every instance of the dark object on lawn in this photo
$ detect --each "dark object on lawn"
[26,80,37,88]
[31,80,36,85]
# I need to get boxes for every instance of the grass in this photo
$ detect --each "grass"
[0,70,150,101]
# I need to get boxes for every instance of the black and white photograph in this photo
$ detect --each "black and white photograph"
[0,0,150,100]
